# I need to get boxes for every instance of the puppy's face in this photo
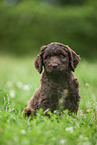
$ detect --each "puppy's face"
[43,47,69,74]
[34,42,80,74]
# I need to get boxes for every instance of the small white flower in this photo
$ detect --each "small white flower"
[86,83,89,87]
[16,81,23,88]
[9,90,15,98]
[23,85,30,91]
[54,110,57,113]
[21,129,26,134]
[79,135,83,139]
[65,127,73,133]
[6,81,13,88]
[86,109,90,112]
[76,123,80,128]
[83,141,91,145]
[84,137,89,141]
[79,135,89,141]
[60,139,66,144]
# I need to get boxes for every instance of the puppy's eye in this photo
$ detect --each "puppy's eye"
[60,54,65,58]
[44,55,50,59]
[46,56,50,59]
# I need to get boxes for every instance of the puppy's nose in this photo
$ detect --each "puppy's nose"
[52,64,58,68]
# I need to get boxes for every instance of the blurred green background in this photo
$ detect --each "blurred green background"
[0,2,97,144]
[0,0,97,58]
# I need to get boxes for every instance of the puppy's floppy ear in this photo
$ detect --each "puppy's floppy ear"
[34,54,43,74]
[34,45,46,74]
[65,45,80,72]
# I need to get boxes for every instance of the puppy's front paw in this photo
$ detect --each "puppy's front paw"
[23,107,34,117]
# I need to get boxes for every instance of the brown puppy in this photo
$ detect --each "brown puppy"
[23,42,81,117]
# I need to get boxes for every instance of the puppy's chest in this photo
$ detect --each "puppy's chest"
[57,89,68,110]
[50,89,69,110]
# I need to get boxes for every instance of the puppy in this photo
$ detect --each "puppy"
[23,42,80,116]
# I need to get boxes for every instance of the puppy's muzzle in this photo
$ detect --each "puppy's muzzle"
[52,63,58,68]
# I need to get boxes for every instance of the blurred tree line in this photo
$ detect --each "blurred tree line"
[42,0,87,5]
[0,0,97,58]
[4,0,88,6]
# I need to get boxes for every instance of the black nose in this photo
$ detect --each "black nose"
[52,64,58,68]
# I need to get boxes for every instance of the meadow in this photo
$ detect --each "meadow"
[0,55,97,145]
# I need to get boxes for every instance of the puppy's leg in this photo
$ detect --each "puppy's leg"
[39,95,51,111]
[23,88,41,117]
[64,78,80,114]
[23,107,34,117]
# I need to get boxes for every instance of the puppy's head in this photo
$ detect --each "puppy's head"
[34,42,80,74]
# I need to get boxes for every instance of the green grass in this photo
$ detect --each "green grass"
[0,55,97,145]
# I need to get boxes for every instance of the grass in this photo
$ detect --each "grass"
[0,55,97,145]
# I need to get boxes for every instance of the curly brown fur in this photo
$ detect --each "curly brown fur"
[23,42,81,117]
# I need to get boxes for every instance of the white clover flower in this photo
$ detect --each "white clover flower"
[23,84,30,91]
[85,83,89,87]
[60,139,66,144]
[16,81,23,88]
[83,141,91,145]
[76,123,80,128]
[9,90,16,98]
[6,81,13,88]
[65,127,73,133]
[21,129,26,134]
[79,135,89,141]
[84,137,89,141]
[86,109,90,112]
[79,135,83,139]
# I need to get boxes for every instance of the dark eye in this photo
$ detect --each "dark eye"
[43,55,50,59]
[60,54,65,58]
[46,56,50,59]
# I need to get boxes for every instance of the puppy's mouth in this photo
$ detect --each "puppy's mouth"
[46,63,65,73]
